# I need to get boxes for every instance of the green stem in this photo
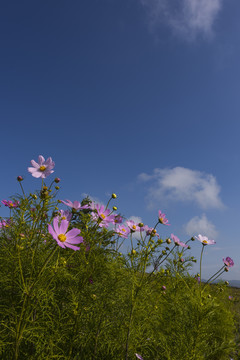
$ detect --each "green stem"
[199,245,205,285]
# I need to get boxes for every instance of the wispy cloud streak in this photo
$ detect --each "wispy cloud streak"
[140,0,223,41]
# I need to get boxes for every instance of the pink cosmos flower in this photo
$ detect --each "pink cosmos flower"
[1,200,19,208]
[195,234,216,246]
[126,220,141,232]
[114,215,123,224]
[144,225,159,237]
[61,199,90,211]
[48,217,83,251]
[171,234,188,248]
[28,155,55,178]
[57,210,72,222]
[0,218,12,228]
[115,224,130,238]
[91,204,115,228]
[158,210,170,225]
[223,257,234,267]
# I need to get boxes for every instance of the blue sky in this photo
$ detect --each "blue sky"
[1,0,239,280]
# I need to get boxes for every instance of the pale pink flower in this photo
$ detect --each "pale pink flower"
[126,220,141,232]
[91,204,115,228]
[114,215,123,224]
[223,257,234,267]
[195,234,216,246]
[115,224,130,238]
[57,210,72,222]
[48,217,83,251]
[0,218,12,228]
[28,155,55,178]
[61,199,90,210]
[171,234,188,248]
[158,210,170,225]
[144,225,159,237]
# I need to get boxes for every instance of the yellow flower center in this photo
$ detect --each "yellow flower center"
[202,240,208,244]
[100,213,105,220]
[132,225,136,230]
[39,165,46,171]
[58,234,67,242]
[62,216,66,220]
[159,217,164,224]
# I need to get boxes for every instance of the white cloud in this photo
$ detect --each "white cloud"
[138,167,224,210]
[184,213,218,238]
[139,0,222,41]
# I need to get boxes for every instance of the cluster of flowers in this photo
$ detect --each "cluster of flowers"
[1,154,235,274]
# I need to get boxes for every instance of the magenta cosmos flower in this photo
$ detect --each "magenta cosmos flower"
[115,224,130,238]
[57,210,72,222]
[144,225,159,237]
[195,234,216,246]
[223,257,234,267]
[158,210,170,225]
[126,220,141,232]
[171,234,188,248]
[48,217,83,250]
[91,204,115,228]
[61,199,90,211]
[1,200,19,208]
[28,155,55,178]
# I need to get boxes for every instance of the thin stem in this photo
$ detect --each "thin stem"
[199,245,205,284]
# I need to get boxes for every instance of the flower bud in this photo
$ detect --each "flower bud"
[132,249,136,255]
[225,281,229,286]
[191,237,195,241]
[224,267,229,272]
[112,206,117,211]
[166,238,171,244]
[55,186,60,190]
[162,285,166,291]
[17,176,23,181]
[138,222,144,227]
[162,250,166,255]
[112,193,117,199]
[54,177,60,183]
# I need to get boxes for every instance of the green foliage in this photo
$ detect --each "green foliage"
[0,182,238,359]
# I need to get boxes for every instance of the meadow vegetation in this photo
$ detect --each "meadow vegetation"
[0,156,239,360]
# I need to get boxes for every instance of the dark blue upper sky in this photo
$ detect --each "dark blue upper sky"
[1,0,239,279]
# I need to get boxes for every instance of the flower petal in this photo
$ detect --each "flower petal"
[59,219,69,234]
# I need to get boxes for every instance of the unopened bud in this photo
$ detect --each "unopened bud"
[112,193,117,199]
[191,237,195,241]
[138,222,144,227]
[54,177,60,183]
[55,186,60,190]
[17,176,23,181]
[166,238,171,244]
[112,206,117,211]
